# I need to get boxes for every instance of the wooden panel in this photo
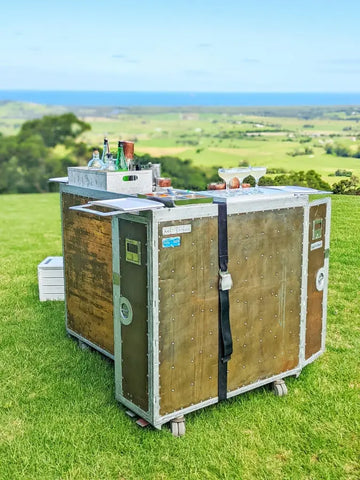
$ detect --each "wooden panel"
[227,207,304,391]
[119,220,149,412]
[62,193,114,355]
[158,217,219,415]
[306,203,327,359]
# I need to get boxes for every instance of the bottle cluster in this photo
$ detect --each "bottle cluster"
[88,138,138,171]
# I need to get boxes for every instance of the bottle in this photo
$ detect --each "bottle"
[101,137,109,168]
[87,149,102,169]
[106,153,116,171]
[116,141,128,170]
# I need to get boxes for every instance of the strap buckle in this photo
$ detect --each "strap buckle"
[219,270,233,291]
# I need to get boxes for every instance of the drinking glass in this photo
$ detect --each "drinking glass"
[251,167,267,190]
[218,168,234,194]
[233,167,251,192]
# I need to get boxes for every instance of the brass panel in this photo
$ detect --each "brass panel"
[119,220,149,411]
[62,193,114,354]
[158,217,219,415]
[227,208,304,391]
[306,203,327,359]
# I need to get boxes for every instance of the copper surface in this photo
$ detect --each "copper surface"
[158,217,219,415]
[62,193,114,354]
[227,208,304,391]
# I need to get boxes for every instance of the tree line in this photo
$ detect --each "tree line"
[0,113,358,194]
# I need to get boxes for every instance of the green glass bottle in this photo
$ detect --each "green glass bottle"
[116,141,128,170]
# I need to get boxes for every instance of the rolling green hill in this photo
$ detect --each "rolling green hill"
[1,102,360,186]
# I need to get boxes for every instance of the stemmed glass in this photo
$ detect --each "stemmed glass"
[234,167,251,192]
[250,167,267,190]
[218,167,251,194]
[218,168,235,194]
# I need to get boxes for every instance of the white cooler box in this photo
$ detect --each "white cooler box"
[38,256,64,301]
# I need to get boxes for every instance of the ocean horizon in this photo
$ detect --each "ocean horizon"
[1,90,360,107]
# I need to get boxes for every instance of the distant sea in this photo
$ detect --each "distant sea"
[0,90,360,107]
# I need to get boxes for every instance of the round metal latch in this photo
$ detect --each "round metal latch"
[316,267,325,292]
[119,296,133,325]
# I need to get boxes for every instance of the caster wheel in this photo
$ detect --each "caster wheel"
[273,379,287,397]
[281,382,288,396]
[78,339,90,351]
[170,416,186,437]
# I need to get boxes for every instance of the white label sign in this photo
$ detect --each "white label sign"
[162,224,192,235]
[311,240,323,251]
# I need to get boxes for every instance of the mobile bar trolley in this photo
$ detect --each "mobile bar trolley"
[55,168,331,436]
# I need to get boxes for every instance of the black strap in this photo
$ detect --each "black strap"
[218,203,233,401]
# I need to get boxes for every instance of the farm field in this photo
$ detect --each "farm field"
[1,102,360,185]
[0,193,359,479]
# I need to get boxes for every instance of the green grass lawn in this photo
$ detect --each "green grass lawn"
[0,193,359,480]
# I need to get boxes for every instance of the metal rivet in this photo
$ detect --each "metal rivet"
[209,331,213,335]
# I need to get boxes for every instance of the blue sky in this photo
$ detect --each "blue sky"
[1,0,359,92]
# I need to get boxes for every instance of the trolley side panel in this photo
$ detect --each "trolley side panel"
[119,219,149,412]
[158,217,219,416]
[227,207,304,392]
[305,202,327,359]
[62,192,114,354]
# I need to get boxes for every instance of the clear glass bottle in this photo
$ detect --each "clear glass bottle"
[87,149,102,169]
[101,137,109,168]
[106,153,116,171]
